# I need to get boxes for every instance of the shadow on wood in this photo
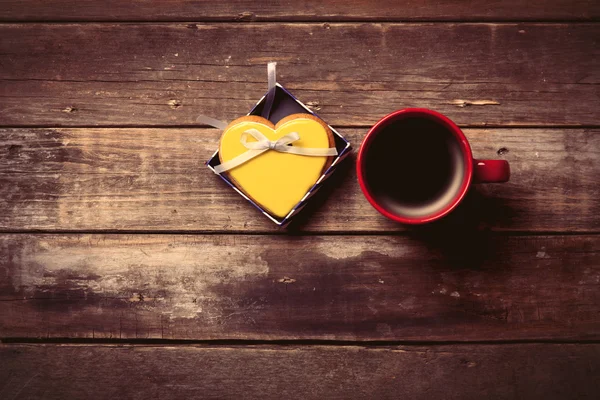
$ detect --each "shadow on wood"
[408,187,519,269]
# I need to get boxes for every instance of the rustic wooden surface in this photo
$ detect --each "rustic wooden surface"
[1,1,599,398]
[1,24,599,127]
[1,234,599,340]
[1,128,598,232]
[1,344,599,400]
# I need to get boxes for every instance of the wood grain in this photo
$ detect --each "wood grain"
[1,234,598,340]
[1,343,599,399]
[1,23,598,127]
[0,0,597,22]
[1,128,598,232]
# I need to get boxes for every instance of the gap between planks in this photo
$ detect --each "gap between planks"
[0,230,599,236]
[3,338,600,346]
[0,20,599,24]
[1,125,600,129]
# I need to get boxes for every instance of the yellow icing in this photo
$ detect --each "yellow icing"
[219,117,331,218]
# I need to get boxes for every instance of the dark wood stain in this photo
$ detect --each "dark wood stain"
[1,234,598,341]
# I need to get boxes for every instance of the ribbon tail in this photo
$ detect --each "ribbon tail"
[213,148,268,174]
[196,115,229,130]
[278,147,338,157]
[261,62,277,119]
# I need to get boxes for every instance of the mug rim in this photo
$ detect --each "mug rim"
[357,108,474,224]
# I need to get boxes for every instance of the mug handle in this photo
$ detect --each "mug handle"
[473,159,510,183]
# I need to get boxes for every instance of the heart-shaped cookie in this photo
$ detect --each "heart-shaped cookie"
[219,113,335,218]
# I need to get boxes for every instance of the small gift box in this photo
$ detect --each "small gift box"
[206,67,351,227]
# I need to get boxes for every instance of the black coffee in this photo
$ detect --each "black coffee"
[362,117,465,218]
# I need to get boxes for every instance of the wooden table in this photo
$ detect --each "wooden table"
[1,1,599,398]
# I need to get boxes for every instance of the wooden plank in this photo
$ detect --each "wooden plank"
[1,344,599,399]
[1,23,598,127]
[1,128,598,232]
[0,0,597,22]
[1,234,598,340]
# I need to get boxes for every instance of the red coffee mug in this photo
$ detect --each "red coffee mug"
[357,108,510,224]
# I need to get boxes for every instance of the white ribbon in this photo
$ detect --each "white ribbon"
[262,62,277,119]
[197,114,229,129]
[213,128,338,174]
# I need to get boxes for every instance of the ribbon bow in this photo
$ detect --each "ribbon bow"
[213,128,338,174]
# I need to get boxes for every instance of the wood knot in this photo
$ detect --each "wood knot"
[168,99,182,109]
[62,106,78,113]
[8,144,22,157]
[497,147,509,156]
[306,101,321,111]
[448,99,500,108]
[461,359,477,368]
[129,293,144,302]
[236,11,256,21]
